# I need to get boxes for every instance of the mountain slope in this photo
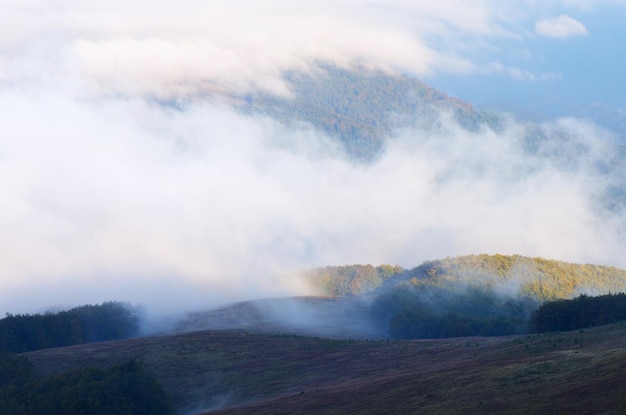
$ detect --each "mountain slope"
[232,65,626,216]
[174,296,385,339]
[239,65,502,159]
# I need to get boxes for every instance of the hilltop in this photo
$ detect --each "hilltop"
[306,254,626,300]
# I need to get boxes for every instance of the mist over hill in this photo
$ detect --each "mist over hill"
[3,61,626,318]
[306,254,626,300]
[7,254,626,414]
[173,254,626,340]
[235,65,503,159]
[230,65,626,217]
[6,3,626,413]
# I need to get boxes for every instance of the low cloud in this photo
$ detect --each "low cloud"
[535,15,589,39]
[0,74,623,317]
[0,1,522,99]
[0,1,623,319]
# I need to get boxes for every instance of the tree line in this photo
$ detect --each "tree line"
[369,285,626,339]
[530,292,626,332]
[0,301,140,353]
[370,284,537,339]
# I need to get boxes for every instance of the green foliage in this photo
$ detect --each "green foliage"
[530,292,626,332]
[371,284,537,339]
[0,301,140,353]
[0,353,35,388]
[0,358,172,415]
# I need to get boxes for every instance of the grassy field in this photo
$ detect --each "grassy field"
[24,323,626,415]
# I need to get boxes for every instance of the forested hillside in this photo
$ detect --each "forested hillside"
[232,65,626,218]
[0,302,168,414]
[305,264,404,296]
[307,254,626,300]
[0,355,171,415]
[240,65,503,159]
[304,255,626,339]
[0,302,140,353]
[530,292,626,332]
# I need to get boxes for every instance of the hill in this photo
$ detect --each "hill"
[306,254,626,300]
[13,254,626,413]
[174,296,385,340]
[23,323,626,415]
[172,255,626,341]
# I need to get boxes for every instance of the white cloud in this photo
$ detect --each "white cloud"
[0,0,519,99]
[535,15,589,38]
[485,61,560,81]
[0,75,622,316]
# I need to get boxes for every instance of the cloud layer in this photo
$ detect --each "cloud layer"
[0,1,622,317]
[0,0,531,99]
[1,79,622,316]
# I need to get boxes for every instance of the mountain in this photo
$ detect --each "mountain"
[235,65,503,159]
[566,102,626,143]
[224,65,626,215]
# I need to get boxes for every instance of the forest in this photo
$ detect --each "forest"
[0,302,169,414]
[306,255,626,339]
[530,292,626,332]
[0,301,140,353]
[243,65,503,160]
[306,254,626,300]
[370,284,537,339]
[0,354,171,415]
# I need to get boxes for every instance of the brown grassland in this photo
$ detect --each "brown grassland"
[24,323,626,415]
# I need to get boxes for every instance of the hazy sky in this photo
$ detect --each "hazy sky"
[1,1,625,315]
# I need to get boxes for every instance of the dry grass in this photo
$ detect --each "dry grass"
[23,323,626,415]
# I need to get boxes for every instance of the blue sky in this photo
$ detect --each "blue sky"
[427,4,626,112]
